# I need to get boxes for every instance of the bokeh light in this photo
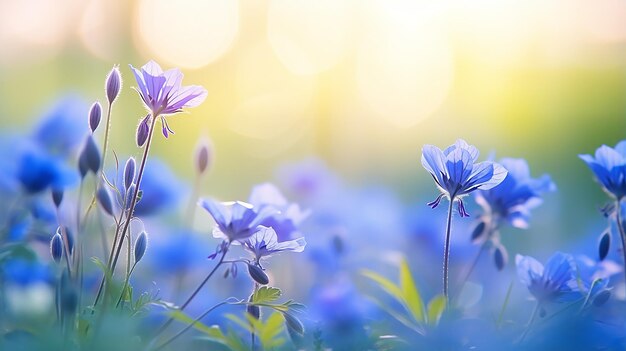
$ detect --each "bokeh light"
[136,0,239,69]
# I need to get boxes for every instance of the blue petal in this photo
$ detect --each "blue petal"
[421,145,447,186]
[445,148,473,185]
[516,254,544,288]
[199,198,231,228]
[543,252,576,287]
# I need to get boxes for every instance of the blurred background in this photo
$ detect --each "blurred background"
[0,0,625,249]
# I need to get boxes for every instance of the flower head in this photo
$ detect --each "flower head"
[421,139,507,216]
[242,226,306,262]
[129,60,207,138]
[580,141,626,199]
[516,252,580,303]
[199,199,275,242]
[475,158,555,229]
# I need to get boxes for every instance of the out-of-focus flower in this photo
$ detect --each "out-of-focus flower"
[133,159,185,216]
[516,252,580,303]
[129,60,207,138]
[422,139,507,217]
[248,183,309,242]
[242,226,306,262]
[32,95,88,156]
[199,199,275,242]
[17,147,76,194]
[475,158,555,230]
[580,141,626,199]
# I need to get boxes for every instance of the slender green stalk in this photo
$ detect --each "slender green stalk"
[614,199,626,285]
[519,302,540,343]
[116,263,137,308]
[101,102,114,169]
[442,197,455,299]
[110,115,158,274]
[496,281,514,329]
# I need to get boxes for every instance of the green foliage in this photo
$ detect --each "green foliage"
[252,286,282,304]
[361,258,446,334]
[227,312,287,349]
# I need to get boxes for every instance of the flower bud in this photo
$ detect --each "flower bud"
[282,312,305,335]
[105,66,121,104]
[493,245,507,271]
[51,188,63,208]
[125,184,136,210]
[195,140,212,175]
[247,304,260,320]
[97,187,114,216]
[593,290,611,306]
[598,231,610,261]
[247,263,269,285]
[134,231,148,264]
[50,233,64,263]
[81,136,101,174]
[471,221,486,243]
[124,157,136,190]
[89,102,102,133]
[136,115,150,147]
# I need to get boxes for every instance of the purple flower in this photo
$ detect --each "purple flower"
[129,60,207,138]
[422,139,507,217]
[199,199,275,242]
[516,252,580,303]
[242,226,306,262]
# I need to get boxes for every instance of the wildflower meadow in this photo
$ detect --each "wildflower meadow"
[1,1,626,351]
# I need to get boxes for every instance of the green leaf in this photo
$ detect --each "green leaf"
[361,269,403,302]
[168,309,219,336]
[364,295,424,335]
[399,259,425,323]
[426,294,446,325]
[259,312,287,349]
[225,314,256,334]
[252,286,282,304]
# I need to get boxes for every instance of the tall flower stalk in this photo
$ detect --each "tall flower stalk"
[421,139,507,299]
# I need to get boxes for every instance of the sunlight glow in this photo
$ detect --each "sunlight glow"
[136,0,239,69]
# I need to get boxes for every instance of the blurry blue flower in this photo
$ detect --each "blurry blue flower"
[199,199,275,242]
[422,139,507,217]
[475,158,555,229]
[516,252,580,303]
[17,147,77,194]
[149,232,208,274]
[2,259,52,286]
[242,226,306,262]
[248,182,309,242]
[133,159,185,216]
[32,95,88,156]
[574,255,619,303]
[277,157,340,202]
[580,141,626,199]
[129,60,207,138]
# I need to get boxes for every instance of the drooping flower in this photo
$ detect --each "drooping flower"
[475,158,555,229]
[579,141,626,200]
[199,199,275,242]
[516,252,580,303]
[242,226,306,262]
[421,139,507,217]
[129,60,207,138]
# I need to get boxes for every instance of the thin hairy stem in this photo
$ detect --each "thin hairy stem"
[110,115,157,274]
[519,302,540,343]
[443,197,455,300]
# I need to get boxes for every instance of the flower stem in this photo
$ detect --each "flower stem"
[109,115,157,275]
[442,197,455,300]
[614,199,626,285]
[519,302,540,343]
[456,240,488,296]
[101,102,113,169]
[153,247,229,338]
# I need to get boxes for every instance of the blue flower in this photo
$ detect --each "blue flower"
[17,146,77,194]
[475,158,555,229]
[242,226,306,262]
[422,139,507,216]
[580,141,626,199]
[2,259,52,286]
[32,95,88,157]
[199,199,275,242]
[248,183,309,242]
[516,252,581,303]
[133,159,185,216]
